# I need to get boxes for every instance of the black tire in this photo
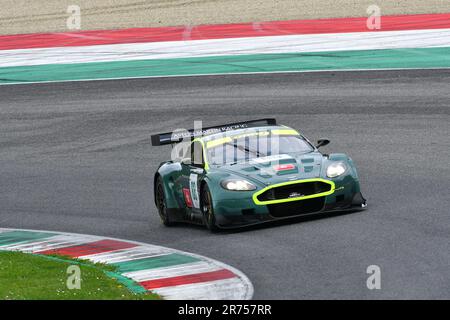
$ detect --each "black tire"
[155,177,174,226]
[201,184,218,232]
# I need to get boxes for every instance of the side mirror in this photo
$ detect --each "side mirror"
[315,138,330,149]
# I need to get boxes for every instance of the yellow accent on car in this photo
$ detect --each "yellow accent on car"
[206,137,232,148]
[271,129,300,136]
[252,178,335,205]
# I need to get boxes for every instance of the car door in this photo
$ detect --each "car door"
[180,140,206,217]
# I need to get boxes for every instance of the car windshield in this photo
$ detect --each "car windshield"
[206,134,313,166]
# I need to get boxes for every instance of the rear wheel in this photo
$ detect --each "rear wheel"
[155,177,174,226]
[201,184,218,232]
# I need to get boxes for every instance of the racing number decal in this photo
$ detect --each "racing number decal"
[189,173,200,208]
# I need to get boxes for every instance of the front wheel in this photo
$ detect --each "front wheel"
[201,184,218,232]
[155,177,174,226]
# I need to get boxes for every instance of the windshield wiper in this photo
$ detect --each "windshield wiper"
[224,142,266,158]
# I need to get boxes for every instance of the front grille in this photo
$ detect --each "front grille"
[256,181,332,202]
[268,197,325,217]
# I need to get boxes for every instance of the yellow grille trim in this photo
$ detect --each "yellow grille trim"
[252,178,335,205]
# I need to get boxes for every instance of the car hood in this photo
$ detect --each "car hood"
[215,153,325,186]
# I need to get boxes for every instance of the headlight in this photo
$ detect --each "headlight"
[326,162,347,178]
[220,179,256,191]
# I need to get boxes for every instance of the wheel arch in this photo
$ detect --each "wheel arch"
[198,177,219,231]
[199,175,216,200]
[153,162,182,209]
[153,172,162,206]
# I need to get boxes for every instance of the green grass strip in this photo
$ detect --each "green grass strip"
[0,251,159,300]
[34,254,150,295]
[105,271,148,294]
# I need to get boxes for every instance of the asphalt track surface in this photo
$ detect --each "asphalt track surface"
[0,69,449,299]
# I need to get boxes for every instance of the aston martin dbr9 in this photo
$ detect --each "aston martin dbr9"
[152,119,366,231]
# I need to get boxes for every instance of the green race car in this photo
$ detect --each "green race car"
[152,119,366,231]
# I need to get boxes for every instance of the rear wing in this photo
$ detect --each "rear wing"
[151,118,276,146]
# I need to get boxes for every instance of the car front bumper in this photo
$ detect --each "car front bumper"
[214,191,367,229]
